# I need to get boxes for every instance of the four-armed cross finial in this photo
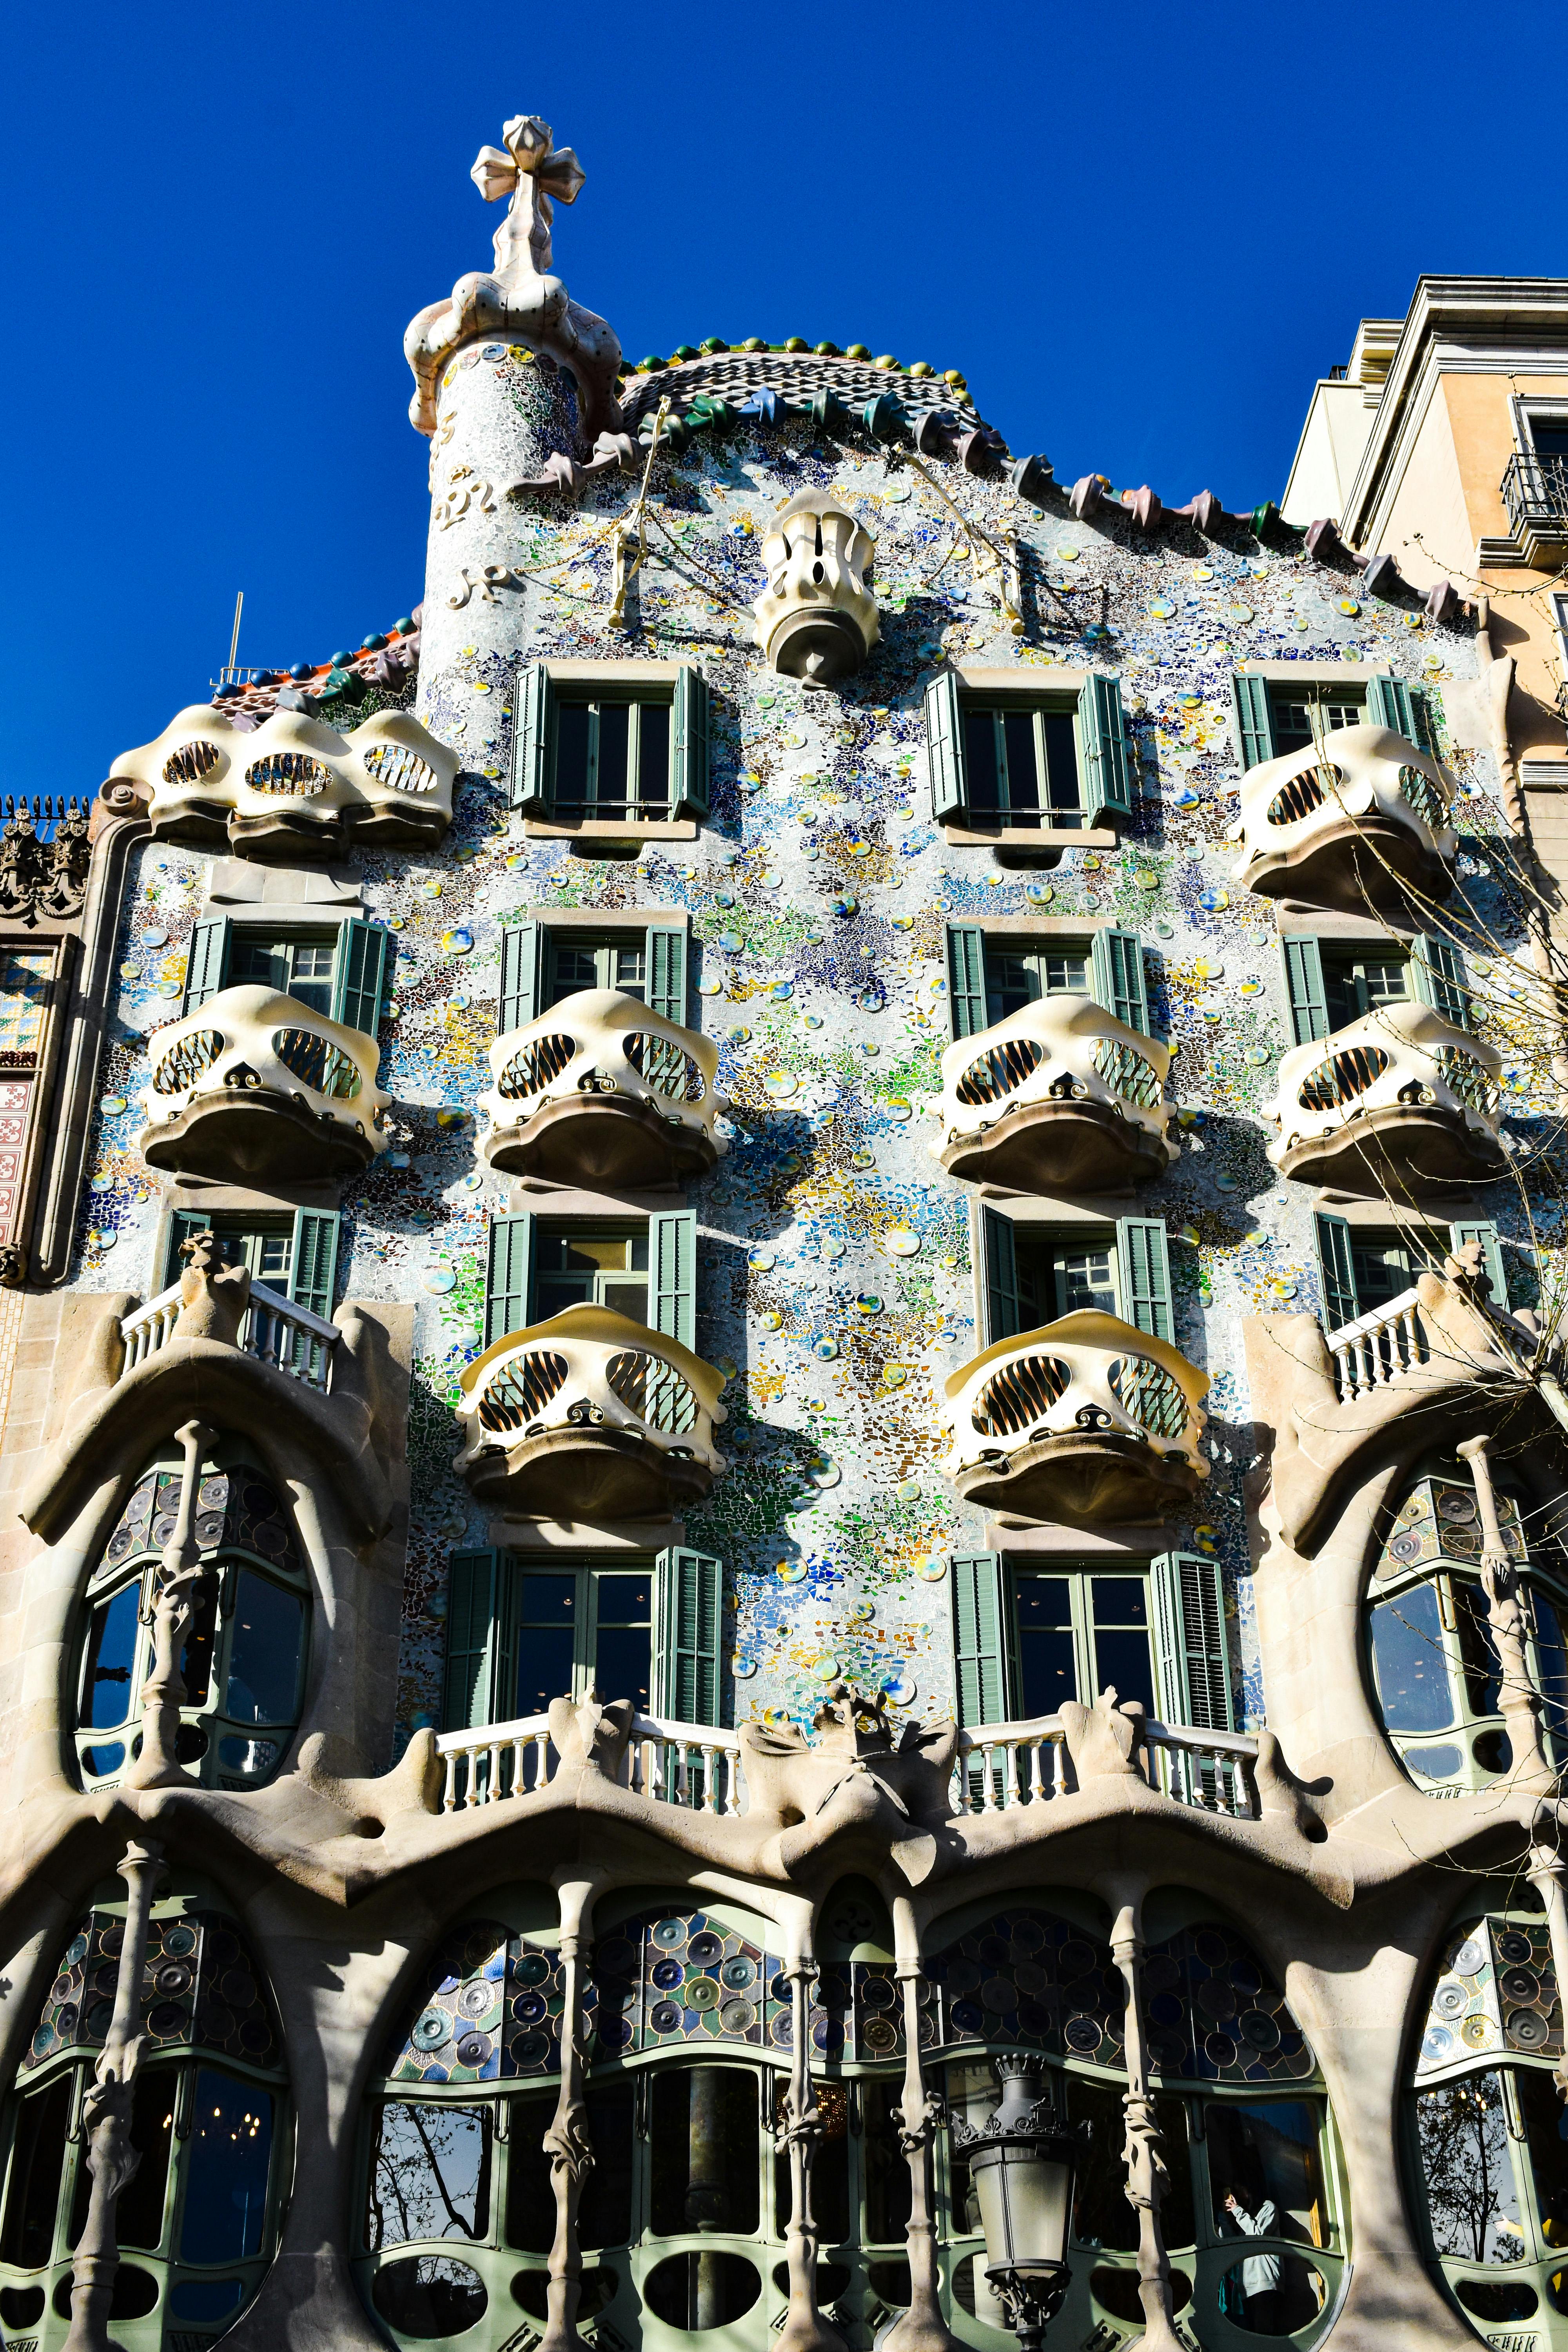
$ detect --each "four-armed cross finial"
[470,113,586,281]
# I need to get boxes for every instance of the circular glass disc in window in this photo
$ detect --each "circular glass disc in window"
[687,1930,723,1966]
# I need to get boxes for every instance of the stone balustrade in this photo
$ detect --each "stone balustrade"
[138,984,392,1182]
[1228,720,1457,916]
[1268,997,1504,1191]
[930,991,1175,1190]
[944,1310,1209,1523]
[454,1302,728,1518]
[120,1278,341,1391]
[479,986,727,1187]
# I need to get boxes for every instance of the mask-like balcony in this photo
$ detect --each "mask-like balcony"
[1268,1000,1505,1193]
[930,994,1176,1191]
[478,987,727,1188]
[944,1310,1209,1524]
[454,1303,728,1519]
[139,986,392,1182]
[1228,722,1457,917]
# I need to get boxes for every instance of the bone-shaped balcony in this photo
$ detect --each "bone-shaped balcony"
[930,994,1175,1191]
[1267,999,1504,1193]
[138,985,392,1181]
[478,987,727,1187]
[944,1310,1209,1524]
[1228,721,1457,918]
[454,1303,728,1519]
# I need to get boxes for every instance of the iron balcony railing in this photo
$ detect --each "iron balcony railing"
[1501,451,1568,542]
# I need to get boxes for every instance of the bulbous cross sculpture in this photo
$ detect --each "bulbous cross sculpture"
[470,115,586,283]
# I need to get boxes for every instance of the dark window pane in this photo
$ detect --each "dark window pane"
[82,1585,140,1730]
[595,704,630,806]
[518,1577,577,1626]
[229,941,285,991]
[612,945,648,999]
[988,952,1042,1022]
[579,2081,636,2250]
[1093,1579,1150,1629]
[556,705,592,803]
[1016,1577,1074,1630]
[1002,712,1040,812]
[1069,2074,1137,2252]
[1530,424,1568,457]
[179,1577,219,1709]
[1534,1592,1568,1763]
[650,2068,760,2238]
[515,1628,578,1717]
[115,2066,176,2252]
[366,2103,491,2252]
[1209,2100,1327,2247]
[287,942,335,1014]
[964,713,999,813]
[637,704,670,810]
[1351,1241,1416,1311]
[501,2090,556,2253]
[860,2079,911,2245]
[223,1571,305,1726]
[1416,2074,1521,2262]
[597,1577,651,1626]
[1452,1582,1503,1717]
[1369,1584,1452,1733]
[1,2076,70,2267]
[1092,1628,1156,1718]
[1043,713,1081,814]
[1053,1247,1115,1317]
[1018,1631,1079,1717]
[594,1627,651,1711]
[178,2071,274,2263]
[549,945,600,1004]
[1519,2065,1568,2251]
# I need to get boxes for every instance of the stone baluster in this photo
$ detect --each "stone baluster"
[540,1875,597,2352]
[1457,1436,1554,1787]
[775,1945,844,2352]
[125,1418,216,1791]
[884,1901,959,2352]
[1106,1890,1185,2352]
[61,1839,163,2352]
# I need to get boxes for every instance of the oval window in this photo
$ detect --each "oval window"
[1455,2276,1539,2323]
[511,2268,616,2321]
[1092,2266,1192,2321]
[771,2261,851,2302]
[1218,2254,1326,2336]
[867,2259,911,2308]
[371,2255,488,2339]
[0,2287,44,2328]
[53,2265,158,2320]
[644,2252,760,2330]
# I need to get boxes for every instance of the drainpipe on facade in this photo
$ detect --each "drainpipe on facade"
[885,1898,960,2352]
[60,1838,163,2352]
[1101,1884,1185,2352]
[541,1874,600,2352]
[775,1915,845,2352]
[125,1418,216,1791]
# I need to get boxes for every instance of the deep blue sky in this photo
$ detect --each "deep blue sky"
[5,0,1565,800]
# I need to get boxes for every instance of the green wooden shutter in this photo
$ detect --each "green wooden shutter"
[1116,1218,1174,1341]
[164,1207,213,1288]
[672,669,710,819]
[946,925,988,1040]
[656,1548,722,1724]
[1365,673,1423,745]
[1411,935,1471,1030]
[1450,1220,1508,1308]
[181,917,230,1015]
[982,1206,1022,1343]
[924,671,967,821]
[1281,937,1330,1045]
[1314,1212,1357,1330]
[1230,673,1276,770]
[951,1553,1007,1726]
[442,1550,516,1732]
[1408,686,1436,755]
[289,1210,341,1319]
[1151,1553,1234,1731]
[1080,675,1133,818]
[511,662,554,811]
[651,1210,696,1351]
[498,922,542,1033]
[330,919,391,1035]
[1091,928,1149,1035]
[485,1214,536,1346]
[646,927,688,1026]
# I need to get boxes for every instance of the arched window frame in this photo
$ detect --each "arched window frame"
[0,1888,290,2347]
[73,1440,312,1795]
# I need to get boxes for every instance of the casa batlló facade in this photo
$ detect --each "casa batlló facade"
[0,105,1563,2352]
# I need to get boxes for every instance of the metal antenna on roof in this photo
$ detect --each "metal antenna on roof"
[225,592,244,682]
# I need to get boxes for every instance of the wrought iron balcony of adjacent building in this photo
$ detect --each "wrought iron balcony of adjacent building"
[454,1303,728,1518]
[929,994,1176,1192]
[478,987,728,1188]
[1501,451,1568,566]
[1228,723,1457,918]
[138,985,392,1181]
[943,1311,1209,1523]
[1267,999,1504,1192]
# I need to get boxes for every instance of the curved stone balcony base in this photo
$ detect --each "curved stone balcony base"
[225,799,451,862]
[1273,1101,1506,1194]
[1241,813,1452,920]
[463,1423,717,1519]
[142,1083,382,1183]
[486,1089,722,1188]
[940,1096,1174,1192]
[955,1428,1202,1523]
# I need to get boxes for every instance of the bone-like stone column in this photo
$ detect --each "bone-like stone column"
[884,1899,959,2352]
[1106,1891,1184,2352]
[540,1876,596,2352]
[61,1839,163,2352]
[775,1936,845,2352]
[125,1418,216,1791]
[1524,1842,1568,2103]
[1457,1436,1553,1786]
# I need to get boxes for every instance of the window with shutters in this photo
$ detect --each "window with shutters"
[162,1207,341,1330]
[960,702,1084,826]
[183,913,391,1035]
[535,1225,650,1323]
[1283,933,1471,1045]
[74,1443,310,1793]
[979,1209,1173,1344]
[1271,687,1365,754]
[545,929,648,1005]
[1233,670,1437,767]
[925,672,1134,833]
[1312,1214,1494,1331]
[512,1561,655,1716]
[229,930,338,1013]
[483,1209,692,1348]
[1008,1567,1158,1720]
[946,926,1149,1042]
[1366,1466,1568,1794]
[496,918,688,1033]
[512,662,710,830]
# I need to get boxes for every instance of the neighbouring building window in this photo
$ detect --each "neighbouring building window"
[0,951,52,1058]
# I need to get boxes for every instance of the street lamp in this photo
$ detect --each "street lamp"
[951,2053,1079,2352]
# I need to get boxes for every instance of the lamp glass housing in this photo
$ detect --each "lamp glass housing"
[972,2138,1073,2278]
